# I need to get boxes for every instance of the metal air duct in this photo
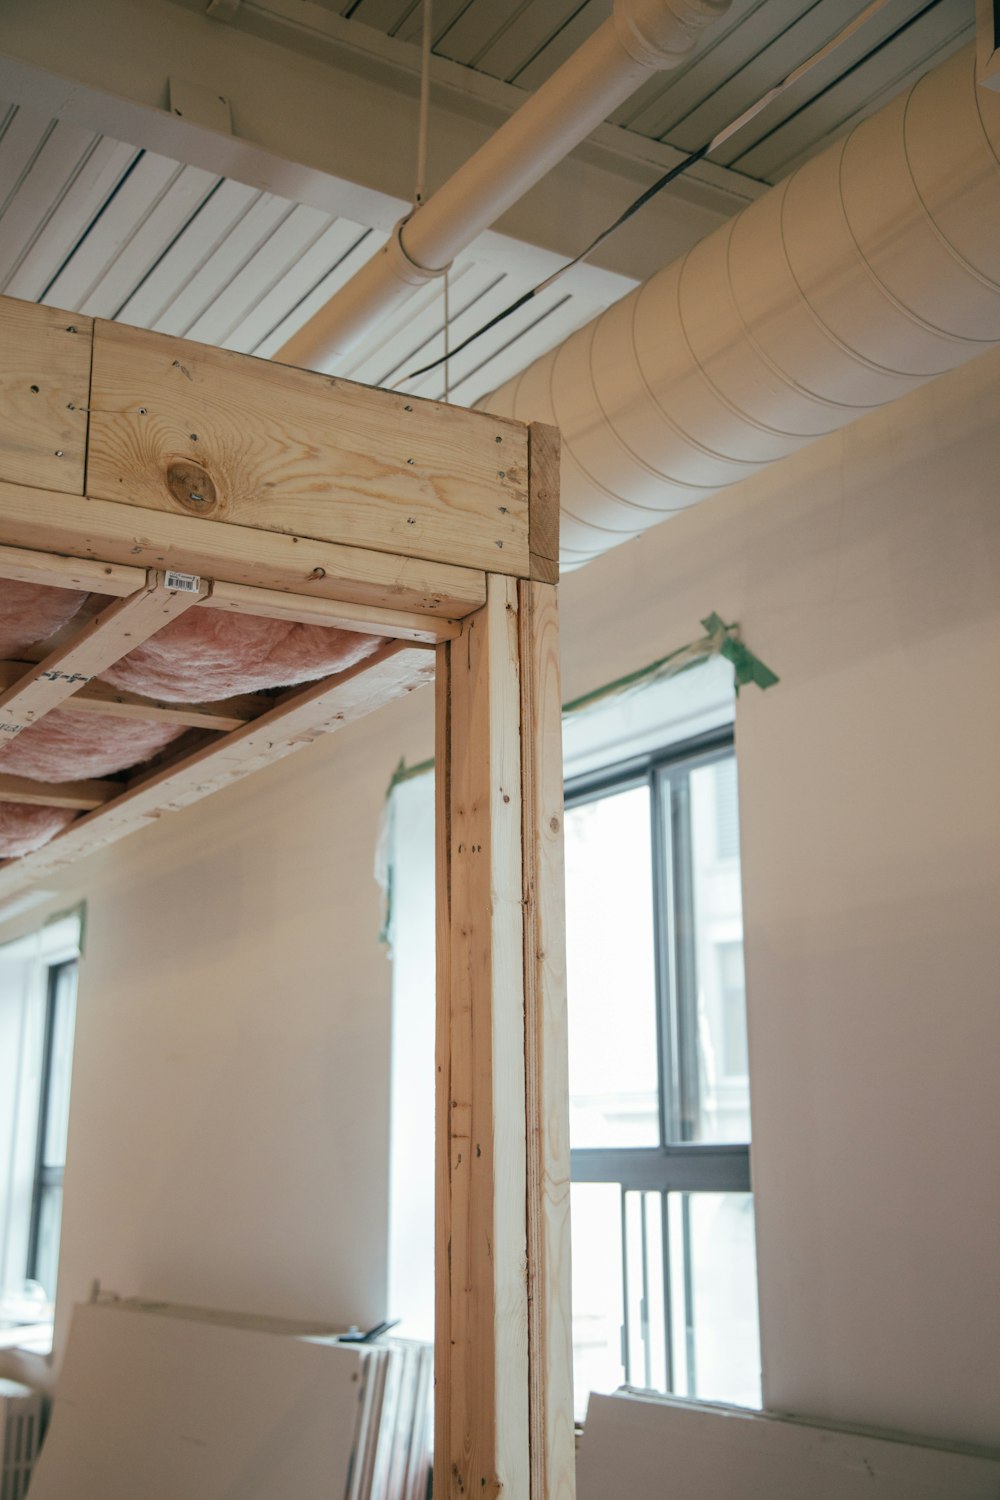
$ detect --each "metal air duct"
[483,46,1000,565]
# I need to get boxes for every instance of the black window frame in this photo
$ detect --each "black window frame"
[25,956,78,1295]
[565,725,753,1398]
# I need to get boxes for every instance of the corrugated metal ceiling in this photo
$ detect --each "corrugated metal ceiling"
[0,98,621,406]
[0,0,977,409]
[339,0,974,182]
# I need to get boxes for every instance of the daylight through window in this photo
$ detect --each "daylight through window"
[565,731,760,1419]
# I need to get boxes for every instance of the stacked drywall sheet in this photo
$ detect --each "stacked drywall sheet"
[319,1334,432,1500]
[577,1391,1000,1500]
[27,1300,431,1500]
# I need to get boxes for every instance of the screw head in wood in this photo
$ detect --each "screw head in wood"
[166,457,218,516]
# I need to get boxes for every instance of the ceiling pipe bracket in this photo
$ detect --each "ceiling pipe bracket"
[612,0,732,69]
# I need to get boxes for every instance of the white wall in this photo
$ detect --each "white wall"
[0,683,433,1381]
[557,343,1000,1451]
[0,338,997,1449]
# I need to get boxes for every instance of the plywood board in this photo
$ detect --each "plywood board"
[87,320,531,574]
[0,299,92,495]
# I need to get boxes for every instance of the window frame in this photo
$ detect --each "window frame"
[25,956,78,1296]
[0,910,81,1342]
[567,724,751,1196]
[565,726,753,1401]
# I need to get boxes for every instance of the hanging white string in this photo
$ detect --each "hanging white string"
[442,266,451,404]
[402,1,454,403]
[414,1,433,207]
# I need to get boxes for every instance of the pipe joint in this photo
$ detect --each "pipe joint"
[391,216,452,285]
[612,0,731,69]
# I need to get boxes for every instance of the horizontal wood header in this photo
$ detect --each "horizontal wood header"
[0,292,558,599]
[87,319,532,575]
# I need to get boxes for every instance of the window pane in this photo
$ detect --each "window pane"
[565,787,659,1148]
[570,1183,625,1422]
[29,1185,63,1303]
[681,757,751,1144]
[667,1192,761,1408]
[623,1190,667,1395]
[43,962,78,1168]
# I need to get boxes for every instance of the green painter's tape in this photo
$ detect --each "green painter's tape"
[700,614,780,695]
[376,612,778,940]
[384,755,435,802]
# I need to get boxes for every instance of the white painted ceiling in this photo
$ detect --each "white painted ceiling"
[0,93,625,406]
[0,0,975,407]
[336,0,974,181]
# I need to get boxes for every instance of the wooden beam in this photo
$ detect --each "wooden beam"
[203,579,461,644]
[0,298,92,496]
[0,662,272,733]
[518,580,575,1500]
[436,575,531,1500]
[0,570,205,741]
[0,481,487,621]
[0,642,433,898]
[0,772,118,810]
[0,542,146,598]
[434,632,454,1495]
[527,424,561,586]
[87,319,531,575]
[436,577,574,1500]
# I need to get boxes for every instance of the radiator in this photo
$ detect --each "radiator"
[0,1380,44,1500]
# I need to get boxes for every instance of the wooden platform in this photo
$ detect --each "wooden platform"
[0,292,574,1500]
[0,294,557,903]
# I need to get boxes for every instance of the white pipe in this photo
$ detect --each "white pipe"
[276,0,731,369]
[483,45,1000,566]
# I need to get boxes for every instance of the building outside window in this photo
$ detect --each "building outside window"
[566,729,760,1419]
[0,912,81,1352]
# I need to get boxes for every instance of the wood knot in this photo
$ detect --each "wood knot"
[166,458,218,516]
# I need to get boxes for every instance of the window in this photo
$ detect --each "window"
[0,913,81,1349]
[381,656,761,1419]
[566,731,760,1418]
[25,958,78,1303]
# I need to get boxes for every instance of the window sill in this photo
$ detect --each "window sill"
[0,1320,53,1356]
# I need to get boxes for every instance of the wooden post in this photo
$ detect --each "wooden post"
[435,574,575,1500]
[519,580,575,1500]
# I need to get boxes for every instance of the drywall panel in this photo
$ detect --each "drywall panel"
[28,1301,365,1500]
[578,1393,1000,1499]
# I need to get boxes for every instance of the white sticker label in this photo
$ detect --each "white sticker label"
[165,571,201,593]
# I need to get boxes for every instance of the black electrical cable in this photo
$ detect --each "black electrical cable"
[400,142,711,383]
[398,0,944,389]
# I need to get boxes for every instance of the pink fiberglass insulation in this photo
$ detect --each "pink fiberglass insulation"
[99,609,383,702]
[0,709,185,782]
[0,587,383,860]
[0,580,87,657]
[0,802,77,858]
